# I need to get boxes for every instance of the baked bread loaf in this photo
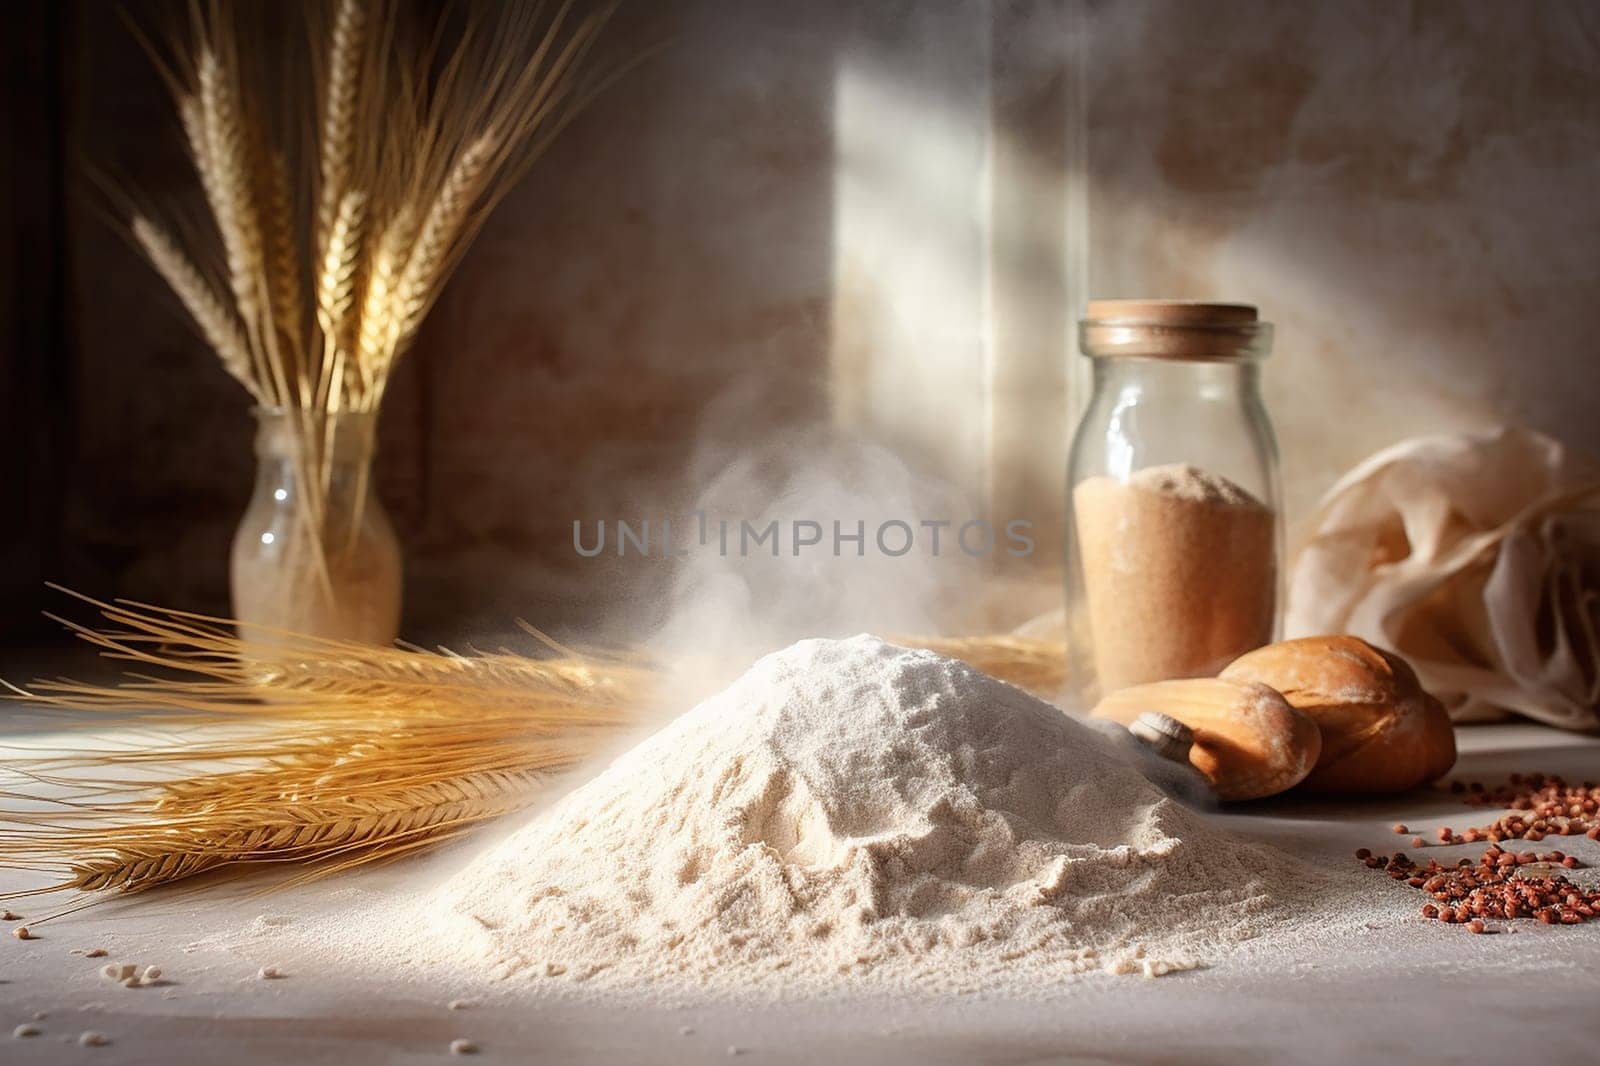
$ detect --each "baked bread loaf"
[1219,635,1456,793]
[1091,678,1321,801]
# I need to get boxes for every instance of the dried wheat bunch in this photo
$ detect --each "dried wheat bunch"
[0,591,652,914]
[122,0,617,580]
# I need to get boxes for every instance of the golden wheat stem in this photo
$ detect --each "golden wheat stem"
[131,217,265,403]
[196,47,281,407]
[262,151,304,379]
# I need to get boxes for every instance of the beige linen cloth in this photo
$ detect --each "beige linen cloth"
[1286,427,1600,731]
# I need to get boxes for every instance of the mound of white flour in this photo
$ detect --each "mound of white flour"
[414,636,1332,996]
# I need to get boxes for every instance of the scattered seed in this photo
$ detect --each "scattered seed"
[100,965,119,980]
[1393,824,1408,834]
[1,911,19,921]
[1355,848,1372,860]
[447,999,472,1011]
[142,967,161,982]
[1360,844,1600,928]
[1467,919,1486,934]
[1449,775,1600,844]
[13,926,35,940]
[79,1031,109,1047]
[84,949,108,958]
[449,1038,479,1055]
[12,1024,41,1039]
[117,964,137,981]
[257,965,281,980]
[1437,827,1453,842]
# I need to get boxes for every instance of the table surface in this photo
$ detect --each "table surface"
[3,703,1598,1066]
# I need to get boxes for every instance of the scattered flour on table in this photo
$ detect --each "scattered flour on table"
[344,636,1347,998]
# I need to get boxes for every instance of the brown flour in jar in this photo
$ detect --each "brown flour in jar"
[1074,463,1276,692]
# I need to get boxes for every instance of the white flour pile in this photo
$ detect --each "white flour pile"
[379,635,1336,998]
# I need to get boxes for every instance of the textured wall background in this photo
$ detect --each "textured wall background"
[1085,0,1600,520]
[4,0,1596,645]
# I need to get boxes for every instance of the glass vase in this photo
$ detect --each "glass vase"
[229,407,402,654]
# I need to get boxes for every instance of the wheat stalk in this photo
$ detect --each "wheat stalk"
[381,135,497,365]
[262,150,304,366]
[131,217,263,403]
[39,769,550,897]
[196,48,265,350]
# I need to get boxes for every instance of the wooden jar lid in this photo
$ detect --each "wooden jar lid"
[1081,300,1271,361]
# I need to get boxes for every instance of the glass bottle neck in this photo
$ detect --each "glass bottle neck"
[252,408,379,465]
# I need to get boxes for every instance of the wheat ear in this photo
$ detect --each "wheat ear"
[131,217,264,403]
[54,769,548,896]
[316,0,367,257]
[197,50,262,331]
[178,93,211,184]
[314,191,367,358]
[353,208,415,405]
[384,135,498,362]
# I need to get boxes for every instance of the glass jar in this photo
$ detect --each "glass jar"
[230,407,402,654]
[1064,300,1282,701]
